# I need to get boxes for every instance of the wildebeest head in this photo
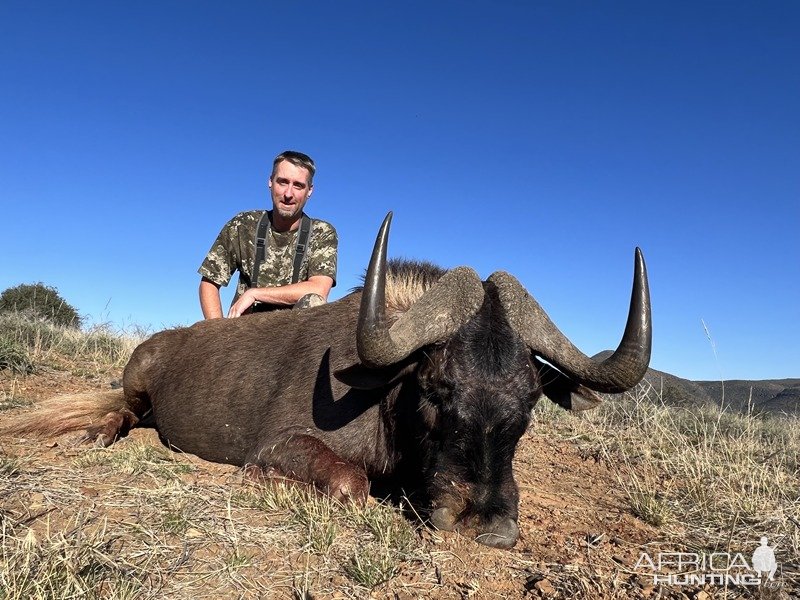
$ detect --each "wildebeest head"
[351,213,651,548]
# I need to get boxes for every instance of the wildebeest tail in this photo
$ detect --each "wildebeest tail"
[0,389,129,439]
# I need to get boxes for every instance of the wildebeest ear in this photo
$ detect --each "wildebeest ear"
[533,357,604,411]
[334,362,417,390]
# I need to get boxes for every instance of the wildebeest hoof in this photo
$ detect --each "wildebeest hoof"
[474,517,519,549]
[243,464,269,480]
[327,468,369,504]
[330,482,366,503]
[76,428,114,448]
[76,410,136,448]
[430,507,458,531]
[93,433,113,448]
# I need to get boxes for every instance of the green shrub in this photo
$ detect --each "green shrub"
[0,282,82,328]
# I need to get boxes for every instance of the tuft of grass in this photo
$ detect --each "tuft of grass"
[620,469,674,527]
[160,502,195,535]
[222,549,254,572]
[0,380,33,412]
[232,479,315,514]
[294,498,339,555]
[347,500,418,557]
[0,517,145,599]
[0,455,23,478]
[237,483,341,555]
[73,440,194,480]
[0,338,35,375]
[230,481,421,588]
[59,326,138,368]
[340,500,419,588]
[343,541,400,589]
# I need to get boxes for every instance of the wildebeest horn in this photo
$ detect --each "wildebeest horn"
[488,248,652,392]
[357,213,485,368]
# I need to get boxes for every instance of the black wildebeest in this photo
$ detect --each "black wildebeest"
[1,212,651,548]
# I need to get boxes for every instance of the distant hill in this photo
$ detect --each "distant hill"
[693,378,800,414]
[592,351,800,415]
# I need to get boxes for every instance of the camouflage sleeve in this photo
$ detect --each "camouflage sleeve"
[307,221,338,286]
[198,216,241,286]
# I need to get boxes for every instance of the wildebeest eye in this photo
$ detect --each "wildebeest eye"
[421,375,455,403]
[416,350,452,398]
[419,395,441,433]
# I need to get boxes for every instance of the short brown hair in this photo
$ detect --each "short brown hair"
[272,150,316,184]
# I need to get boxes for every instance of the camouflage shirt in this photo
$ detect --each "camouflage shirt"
[198,210,338,302]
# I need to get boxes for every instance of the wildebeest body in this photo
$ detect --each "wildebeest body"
[133,293,394,473]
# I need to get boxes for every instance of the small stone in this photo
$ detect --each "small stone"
[27,492,47,511]
[534,578,556,596]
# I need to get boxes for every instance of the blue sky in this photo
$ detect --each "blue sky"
[1,2,798,381]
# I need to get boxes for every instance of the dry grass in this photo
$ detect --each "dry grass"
[0,435,429,598]
[1,311,798,597]
[0,312,145,378]
[534,380,800,592]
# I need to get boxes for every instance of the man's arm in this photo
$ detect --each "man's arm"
[199,277,224,319]
[227,275,333,318]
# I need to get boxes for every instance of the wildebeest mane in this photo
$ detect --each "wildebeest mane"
[354,258,448,319]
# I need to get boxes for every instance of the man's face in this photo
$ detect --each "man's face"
[269,160,313,220]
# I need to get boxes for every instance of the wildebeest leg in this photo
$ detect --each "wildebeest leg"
[80,385,151,447]
[80,328,169,446]
[242,464,322,498]
[81,407,140,447]
[248,434,369,503]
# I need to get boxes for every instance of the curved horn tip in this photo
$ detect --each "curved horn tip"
[635,246,646,265]
[633,247,649,278]
[372,212,393,243]
[368,212,394,265]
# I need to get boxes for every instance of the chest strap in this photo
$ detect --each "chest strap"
[251,211,313,288]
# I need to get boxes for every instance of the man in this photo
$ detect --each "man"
[198,150,337,318]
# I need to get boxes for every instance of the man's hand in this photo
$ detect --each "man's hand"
[228,289,257,318]
[227,277,333,318]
